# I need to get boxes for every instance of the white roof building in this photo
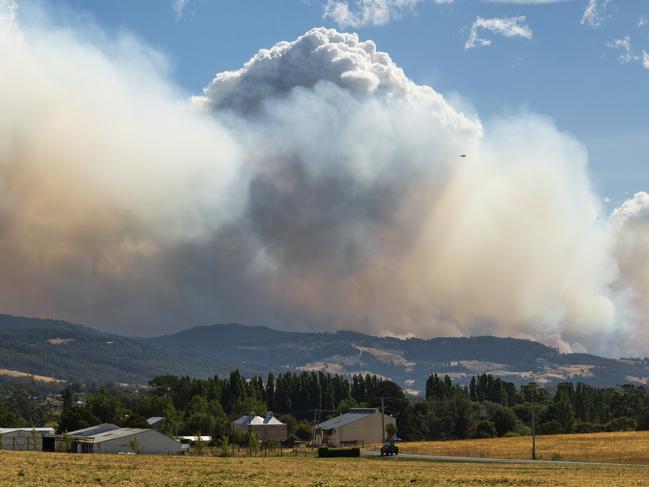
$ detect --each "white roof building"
[231,412,287,441]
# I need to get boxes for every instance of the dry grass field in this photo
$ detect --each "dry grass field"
[0,450,648,487]
[378,431,649,464]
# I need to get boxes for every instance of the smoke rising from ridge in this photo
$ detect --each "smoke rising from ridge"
[1,6,647,355]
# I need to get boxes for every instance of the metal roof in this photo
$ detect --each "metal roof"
[68,423,119,437]
[146,417,165,425]
[263,415,284,425]
[315,408,378,430]
[233,414,265,425]
[233,412,285,426]
[0,427,55,434]
[90,428,151,443]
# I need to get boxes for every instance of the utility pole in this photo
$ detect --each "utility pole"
[380,396,385,442]
[531,382,536,460]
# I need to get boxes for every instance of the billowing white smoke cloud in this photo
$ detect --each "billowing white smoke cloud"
[1,7,647,355]
[610,193,649,353]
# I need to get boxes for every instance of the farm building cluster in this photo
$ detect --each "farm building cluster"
[0,408,394,454]
[0,412,290,455]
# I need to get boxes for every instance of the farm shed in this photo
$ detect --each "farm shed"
[314,408,396,447]
[44,423,121,452]
[232,412,287,441]
[0,428,55,451]
[45,426,181,455]
[89,428,182,455]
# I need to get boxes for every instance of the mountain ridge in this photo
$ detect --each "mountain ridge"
[1,314,647,391]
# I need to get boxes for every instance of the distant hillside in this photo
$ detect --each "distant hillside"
[2,314,648,392]
[144,323,649,393]
[0,315,241,384]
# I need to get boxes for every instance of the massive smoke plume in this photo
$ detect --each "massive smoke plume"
[1,3,647,355]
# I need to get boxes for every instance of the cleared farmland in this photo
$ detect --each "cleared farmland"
[376,431,649,464]
[0,450,648,487]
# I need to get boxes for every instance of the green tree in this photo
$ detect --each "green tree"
[335,398,358,416]
[62,386,73,412]
[135,394,176,420]
[58,406,100,434]
[86,393,126,424]
[491,407,518,437]
[472,420,496,439]
[295,421,313,441]
[128,436,140,454]
[279,414,298,436]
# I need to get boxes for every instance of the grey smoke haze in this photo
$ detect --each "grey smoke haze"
[1,4,647,355]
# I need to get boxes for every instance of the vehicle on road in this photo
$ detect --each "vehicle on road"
[380,442,399,456]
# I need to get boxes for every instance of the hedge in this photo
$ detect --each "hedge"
[317,447,360,458]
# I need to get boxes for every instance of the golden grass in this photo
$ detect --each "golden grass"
[375,431,649,464]
[0,368,63,383]
[0,450,648,486]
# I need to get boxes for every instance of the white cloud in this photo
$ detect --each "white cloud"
[483,0,572,4]
[606,36,649,71]
[322,0,454,28]
[638,16,648,28]
[581,0,610,28]
[465,16,532,49]
[323,0,421,28]
[607,36,637,63]
[172,0,190,20]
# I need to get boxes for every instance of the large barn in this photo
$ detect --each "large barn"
[314,408,396,447]
[0,428,55,451]
[44,425,181,455]
[90,428,181,454]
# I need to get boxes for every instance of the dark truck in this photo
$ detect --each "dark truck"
[380,441,399,456]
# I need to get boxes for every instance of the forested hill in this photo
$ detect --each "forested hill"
[143,324,649,391]
[2,314,649,391]
[0,315,237,384]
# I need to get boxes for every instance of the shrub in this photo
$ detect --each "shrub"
[472,420,496,439]
[296,421,313,442]
[317,447,360,458]
[606,417,638,432]
[538,420,562,436]
[573,422,605,434]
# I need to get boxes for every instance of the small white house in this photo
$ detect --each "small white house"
[0,428,55,451]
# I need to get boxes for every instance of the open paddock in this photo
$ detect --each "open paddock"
[372,431,649,464]
[0,450,647,486]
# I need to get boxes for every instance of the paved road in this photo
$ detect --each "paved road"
[361,450,648,468]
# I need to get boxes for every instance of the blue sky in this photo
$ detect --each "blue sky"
[29,0,649,202]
